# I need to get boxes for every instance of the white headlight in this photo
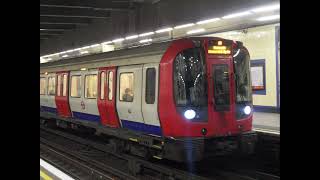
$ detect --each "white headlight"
[244,106,251,115]
[184,109,196,119]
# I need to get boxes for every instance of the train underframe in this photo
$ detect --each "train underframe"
[40,112,257,162]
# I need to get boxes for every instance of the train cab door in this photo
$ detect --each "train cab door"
[207,57,236,134]
[141,64,161,128]
[98,67,120,128]
[55,72,72,117]
[116,65,145,129]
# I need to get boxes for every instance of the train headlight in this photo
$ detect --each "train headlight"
[244,106,251,115]
[184,109,196,120]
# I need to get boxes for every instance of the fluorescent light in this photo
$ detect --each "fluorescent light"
[90,44,100,48]
[101,41,112,45]
[256,15,280,21]
[174,23,195,29]
[80,68,87,71]
[80,46,91,50]
[40,29,45,31]
[196,18,220,25]
[112,38,125,43]
[61,55,69,58]
[187,28,205,34]
[139,32,154,37]
[125,35,139,40]
[139,39,152,43]
[74,48,82,51]
[252,4,280,13]
[222,11,252,19]
[65,49,74,53]
[155,27,173,33]
[80,51,89,54]
[46,58,52,61]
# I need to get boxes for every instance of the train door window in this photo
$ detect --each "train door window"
[40,77,46,95]
[119,73,134,102]
[100,72,106,100]
[47,77,56,95]
[108,71,113,100]
[71,75,81,98]
[145,68,156,104]
[213,64,230,111]
[85,74,97,99]
[57,75,61,96]
[63,74,67,96]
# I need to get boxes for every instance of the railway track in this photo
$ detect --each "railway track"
[40,122,279,180]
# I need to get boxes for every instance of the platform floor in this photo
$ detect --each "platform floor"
[40,159,74,180]
[253,112,280,132]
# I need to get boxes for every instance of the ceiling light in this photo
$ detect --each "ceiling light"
[155,27,173,33]
[101,41,112,45]
[80,51,89,54]
[125,35,139,40]
[222,11,252,19]
[139,32,154,37]
[256,15,280,21]
[251,4,280,13]
[196,18,220,24]
[80,68,87,71]
[174,23,195,29]
[112,38,125,43]
[187,28,205,34]
[90,44,100,48]
[61,55,69,58]
[139,39,152,43]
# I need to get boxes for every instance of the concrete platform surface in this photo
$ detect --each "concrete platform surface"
[253,112,280,132]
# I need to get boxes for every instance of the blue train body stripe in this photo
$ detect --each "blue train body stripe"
[121,119,162,136]
[72,111,101,122]
[41,106,57,114]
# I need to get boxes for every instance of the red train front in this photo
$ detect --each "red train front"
[158,37,256,161]
[40,37,256,162]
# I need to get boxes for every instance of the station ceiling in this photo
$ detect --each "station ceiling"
[40,0,279,57]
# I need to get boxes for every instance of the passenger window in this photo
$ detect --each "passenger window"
[63,74,67,96]
[40,77,46,95]
[100,72,106,100]
[119,73,134,102]
[57,75,61,96]
[71,75,81,98]
[108,71,113,100]
[85,74,97,99]
[47,77,56,95]
[145,68,156,104]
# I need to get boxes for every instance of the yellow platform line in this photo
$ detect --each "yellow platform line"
[40,170,53,180]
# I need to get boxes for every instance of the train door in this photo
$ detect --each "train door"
[116,65,145,128]
[40,75,47,110]
[207,58,235,134]
[98,67,120,127]
[141,64,160,127]
[69,70,100,123]
[55,72,72,117]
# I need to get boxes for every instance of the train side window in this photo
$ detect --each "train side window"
[145,68,156,104]
[119,73,134,102]
[47,77,56,95]
[85,74,97,99]
[100,72,106,100]
[108,71,113,100]
[71,75,81,98]
[40,77,46,95]
[63,74,67,96]
[57,75,61,96]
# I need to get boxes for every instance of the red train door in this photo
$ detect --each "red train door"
[97,67,120,128]
[55,72,72,117]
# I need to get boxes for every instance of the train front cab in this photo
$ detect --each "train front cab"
[159,38,257,162]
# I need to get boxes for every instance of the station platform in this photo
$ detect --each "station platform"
[253,112,280,133]
[40,159,74,180]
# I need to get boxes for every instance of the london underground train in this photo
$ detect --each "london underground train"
[40,37,256,162]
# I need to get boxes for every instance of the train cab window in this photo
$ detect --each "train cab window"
[108,71,113,100]
[145,68,156,104]
[119,73,134,102]
[100,72,106,100]
[63,74,68,96]
[57,75,61,96]
[173,48,207,107]
[85,74,97,99]
[40,77,46,95]
[47,77,56,95]
[71,75,81,98]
